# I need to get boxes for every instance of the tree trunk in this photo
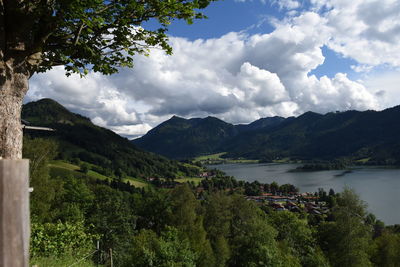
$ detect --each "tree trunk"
[0,71,29,159]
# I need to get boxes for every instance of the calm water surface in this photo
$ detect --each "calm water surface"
[210,163,400,225]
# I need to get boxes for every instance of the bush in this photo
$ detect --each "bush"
[30,221,98,258]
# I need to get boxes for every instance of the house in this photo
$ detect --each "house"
[271,203,286,211]
[285,201,297,210]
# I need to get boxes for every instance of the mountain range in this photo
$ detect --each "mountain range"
[133,107,400,164]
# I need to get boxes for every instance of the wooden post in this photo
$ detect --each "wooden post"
[96,240,100,267]
[109,248,113,267]
[0,159,30,267]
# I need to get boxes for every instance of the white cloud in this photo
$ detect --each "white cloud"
[236,0,301,10]
[27,1,396,138]
[351,64,374,73]
[311,0,400,67]
[362,71,400,109]
[272,0,300,10]
[28,67,144,138]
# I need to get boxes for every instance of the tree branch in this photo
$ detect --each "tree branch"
[73,22,85,46]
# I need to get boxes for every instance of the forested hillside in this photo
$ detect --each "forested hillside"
[133,115,239,159]
[133,115,285,159]
[22,98,199,179]
[134,107,400,164]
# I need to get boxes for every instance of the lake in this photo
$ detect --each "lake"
[210,163,400,225]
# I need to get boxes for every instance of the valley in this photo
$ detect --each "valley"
[23,98,400,267]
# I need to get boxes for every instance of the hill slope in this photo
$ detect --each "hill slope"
[133,115,239,159]
[134,107,400,164]
[22,99,199,179]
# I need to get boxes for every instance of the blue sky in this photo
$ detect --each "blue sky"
[166,1,278,39]
[28,0,400,138]
[165,1,359,79]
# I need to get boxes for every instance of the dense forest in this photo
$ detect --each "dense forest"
[134,107,400,165]
[27,137,400,266]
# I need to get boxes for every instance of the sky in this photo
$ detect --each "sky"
[26,0,400,138]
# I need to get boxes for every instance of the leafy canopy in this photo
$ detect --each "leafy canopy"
[6,0,216,75]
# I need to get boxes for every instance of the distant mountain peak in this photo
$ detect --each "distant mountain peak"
[170,115,185,120]
[299,111,322,117]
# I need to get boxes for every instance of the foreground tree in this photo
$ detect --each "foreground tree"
[0,0,217,159]
[318,188,372,267]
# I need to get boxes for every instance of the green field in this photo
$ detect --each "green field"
[49,160,149,188]
[175,177,203,185]
[272,157,292,163]
[31,255,97,267]
[195,152,227,161]
[194,152,259,164]
[355,157,371,163]
[123,176,149,188]
[49,161,80,171]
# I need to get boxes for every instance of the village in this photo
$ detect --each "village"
[245,192,330,216]
[145,170,333,217]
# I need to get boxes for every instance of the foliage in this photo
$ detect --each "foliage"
[30,254,95,267]
[30,220,97,258]
[317,188,373,267]
[23,137,59,221]
[86,184,137,264]
[129,227,197,267]
[80,162,90,173]
[204,193,232,267]
[1,0,217,76]
[268,211,329,267]
[228,195,281,267]
[371,231,400,267]
[168,184,215,267]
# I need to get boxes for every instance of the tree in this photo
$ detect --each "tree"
[129,227,197,267]
[23,137,58,221]
[168,184,215,267]
[317,188,372,267]
[204,192,232,267]
[0,0,217,159]
[371,231,400,267]
[80,162,90,174]
[228,195,281,266]
[268,211,329,267]
[30,220,97,259]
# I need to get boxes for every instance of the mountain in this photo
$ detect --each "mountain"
[133,115,238,159]
[133,115,287,159]
[22,99,199,179]
[226,108,400,163]
[236,116,286,132]
[134,107,400,164]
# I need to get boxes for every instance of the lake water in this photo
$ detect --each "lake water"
[210,163,400,225]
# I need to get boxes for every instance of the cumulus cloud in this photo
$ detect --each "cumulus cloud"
[362,71,400,109]
[28,67,144,138]
[311,0,400,67]
[272,0,300,10]
[235,0,300,10]
[27,1,394,137]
